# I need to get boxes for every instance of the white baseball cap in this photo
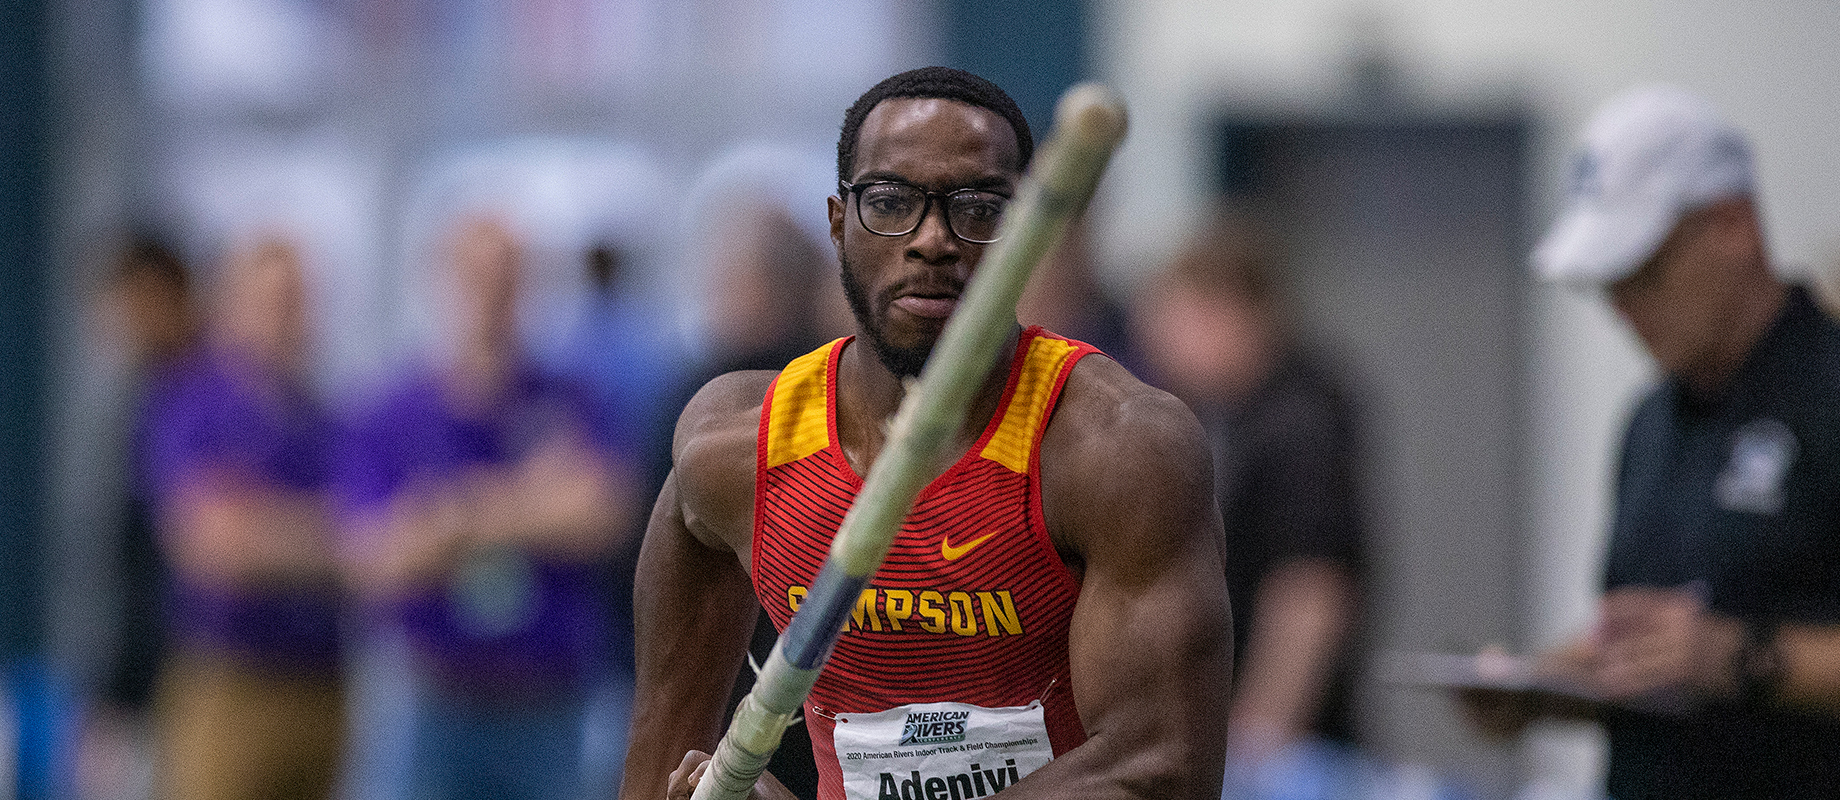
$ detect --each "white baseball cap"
[1533,85,1755,284]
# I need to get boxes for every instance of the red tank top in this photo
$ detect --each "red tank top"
[753,327,1097,800]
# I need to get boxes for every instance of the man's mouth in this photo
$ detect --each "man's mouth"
[891,292,960,319]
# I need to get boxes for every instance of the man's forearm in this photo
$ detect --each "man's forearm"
[1228,560,1354,757]
[478,443,637,559]
[1743,623,1840,713]
[622,478,763,799]
[171,484,339,587]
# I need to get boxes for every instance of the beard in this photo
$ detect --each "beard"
[839,254,936,379]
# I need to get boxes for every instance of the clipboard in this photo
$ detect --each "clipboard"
[1374,649,1694,718]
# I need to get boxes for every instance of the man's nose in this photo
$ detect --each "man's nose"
[904,199,963,263]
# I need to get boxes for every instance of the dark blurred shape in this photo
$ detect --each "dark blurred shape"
[336,215,640,800]
[1132,209,1369,796]
[139,233,347,800]
[1336,7,1404,113]
[1209,106,1533,795]
[940,0,1084,142]
[106,237,199,369]
[73,233,200,800]
[97,234,198,715]
[565,240,691,498]
[586,242,620,291]
[702,199,849,375]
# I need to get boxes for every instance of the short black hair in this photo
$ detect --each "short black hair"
[114,233,191,295]
[837,66,1034,186]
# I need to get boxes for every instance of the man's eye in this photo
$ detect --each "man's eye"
[955,198,1004,221]
[864,194,917,217]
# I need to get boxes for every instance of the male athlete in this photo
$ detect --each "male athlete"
[618,67,1232,800]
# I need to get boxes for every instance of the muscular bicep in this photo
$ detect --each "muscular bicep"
[621,470,761,800]
[1038,382,1232,799]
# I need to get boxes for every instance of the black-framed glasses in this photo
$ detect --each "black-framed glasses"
[839,180,1010,244]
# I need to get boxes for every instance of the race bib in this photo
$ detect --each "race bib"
[833,700,1054,800]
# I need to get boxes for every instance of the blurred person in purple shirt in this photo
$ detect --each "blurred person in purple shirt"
[335,215,638,800]
[139,234,347,800]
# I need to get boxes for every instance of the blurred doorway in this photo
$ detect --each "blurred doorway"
[1216,112,1533,797]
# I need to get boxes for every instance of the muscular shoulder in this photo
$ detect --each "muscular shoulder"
[670,369,778,552]
[674,370,775,457]
[1039,355,1217,567]
[1045,355,1212,473]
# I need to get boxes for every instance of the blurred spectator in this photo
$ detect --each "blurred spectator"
[667,197,844,800]
[335,215,639,800]
[75,234,200,799]
[140,234,347,800]
[553,241,688,795]
[1131,210,1369,799]
[1016,219,1133,365]
[1465,85,1840,799]
[562,243,685,490]
[698,197,851,375]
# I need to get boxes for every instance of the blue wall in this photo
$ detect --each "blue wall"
[940,0,1088,144]
[2,0,54,797]
[1,0,50,660]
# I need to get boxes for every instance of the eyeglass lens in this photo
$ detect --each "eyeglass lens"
[856,184,1006,243]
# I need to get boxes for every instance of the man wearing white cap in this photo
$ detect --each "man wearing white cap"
[1474,85,1840,798]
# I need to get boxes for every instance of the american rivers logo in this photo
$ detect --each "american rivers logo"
[900,710,969,745]
[877,760,1021,800]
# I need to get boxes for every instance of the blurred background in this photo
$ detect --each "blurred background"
[3,1,1839,799]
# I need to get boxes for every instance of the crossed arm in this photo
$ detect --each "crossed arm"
[346,431,635,599]
[165,467,340,589]
[1229,560,1355,759]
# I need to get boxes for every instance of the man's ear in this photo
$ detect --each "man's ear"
[1703,198,1765,265]
[1703,197,1756,236]
[828,194,847,258]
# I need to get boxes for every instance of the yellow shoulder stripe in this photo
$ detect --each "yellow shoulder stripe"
[980,336,1080,474]
[765,339,844,469]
